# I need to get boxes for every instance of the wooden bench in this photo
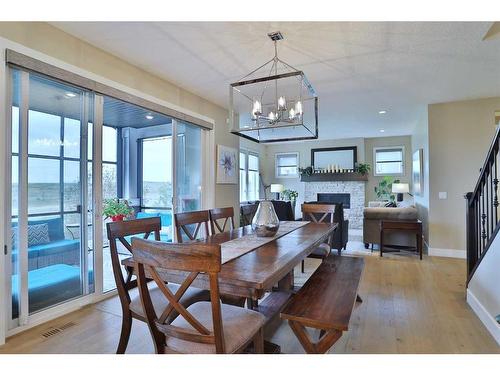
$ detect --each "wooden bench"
[280,255,365,353]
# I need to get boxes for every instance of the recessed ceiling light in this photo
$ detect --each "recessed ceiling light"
[145,114,154,120]
[65,92,77,98]
[378,110,387,114]
[380,129,385,133]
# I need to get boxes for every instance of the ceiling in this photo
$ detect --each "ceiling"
[51,22,500,140]
[13,72,171,128]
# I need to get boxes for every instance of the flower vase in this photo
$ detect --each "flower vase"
[252,200,280,237]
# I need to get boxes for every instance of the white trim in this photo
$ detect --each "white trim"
[275,152,300,178]
[428,247,466,258]
[0,36,215,127]
[467,289,500,346]
[0,47,7,346]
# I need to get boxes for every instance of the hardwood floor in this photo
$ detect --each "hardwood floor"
[1,245,498,354]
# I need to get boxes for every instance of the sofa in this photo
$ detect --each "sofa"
[12,217,80,271]
[363,205,419,248]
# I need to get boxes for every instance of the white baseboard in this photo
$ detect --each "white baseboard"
[467,289,500,346]
[428,247,466,258]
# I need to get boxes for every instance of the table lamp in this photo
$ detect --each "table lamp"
[270,184,284,200]
[392,183,410,202]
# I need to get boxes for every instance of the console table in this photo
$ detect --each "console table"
[380,220,423,260]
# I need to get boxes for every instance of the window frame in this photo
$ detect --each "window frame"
[138,135,173,211]
[275,152,300,178]
[239,149,260,202]
[373,146,405,177]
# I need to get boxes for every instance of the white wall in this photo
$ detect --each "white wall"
[468,236,500,345]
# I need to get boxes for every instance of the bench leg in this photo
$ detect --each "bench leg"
[288,320,342,354]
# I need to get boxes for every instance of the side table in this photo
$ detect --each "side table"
[380,220,423,260]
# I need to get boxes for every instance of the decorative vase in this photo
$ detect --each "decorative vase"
[252,200,280,237]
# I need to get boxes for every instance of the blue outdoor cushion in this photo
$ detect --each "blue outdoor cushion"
[136,212,159,219]
[159,213,172,227]
[11,264,94,315]
[11,239,80,262]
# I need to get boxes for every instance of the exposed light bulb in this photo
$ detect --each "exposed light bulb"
[65,92,77,98]
[289,108,296,119]
[278,96,286,110]
[145,114,154,120]
[268,111,276,122]
[252,100,262,117]
[295,101,303,116]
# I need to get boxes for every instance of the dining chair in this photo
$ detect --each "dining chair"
[209,207,235,233]
[106,217,210,354]
[300,203,337,273]
[174,210,211,242]
[132,238,265,354]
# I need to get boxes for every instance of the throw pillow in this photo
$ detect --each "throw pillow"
[384,201,397,208]
[27,223,50,247]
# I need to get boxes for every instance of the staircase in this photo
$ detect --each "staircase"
[465,126,500,285]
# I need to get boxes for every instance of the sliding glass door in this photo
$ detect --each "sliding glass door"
[9,69,93,325]
[5,66,209,332]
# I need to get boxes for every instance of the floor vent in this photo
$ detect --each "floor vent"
[41,321,77,339]
[41,328,61,338]
[58,321,77,331]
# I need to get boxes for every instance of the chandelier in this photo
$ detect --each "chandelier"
[229,31,318,143]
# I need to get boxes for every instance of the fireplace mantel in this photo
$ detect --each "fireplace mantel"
[300,172,368,182]
[303,180,365,229]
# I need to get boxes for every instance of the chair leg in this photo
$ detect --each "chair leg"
[116,311,133,354]
[301,259,305,273]
[253,327,264,354]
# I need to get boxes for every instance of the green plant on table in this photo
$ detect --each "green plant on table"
[103,198,133,221]
[374,176,400,202]
[282,189,298,202]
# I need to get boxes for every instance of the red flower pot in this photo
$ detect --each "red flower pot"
[111,214,125,222]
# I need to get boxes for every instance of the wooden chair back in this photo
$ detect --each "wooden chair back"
[302,204,336,248]
[301,203,336,224]
[174,210,210,243]
[132,238,225,353]
[106,217,161,311]
[209,207,235,234]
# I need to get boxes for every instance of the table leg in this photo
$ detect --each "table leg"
[278,270,294,291]
[380,229,384,257]
[417,231,423,260]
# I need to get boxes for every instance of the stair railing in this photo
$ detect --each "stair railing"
[465,125,500,284]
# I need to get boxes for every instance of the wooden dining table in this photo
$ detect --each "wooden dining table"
[121,221,337,352]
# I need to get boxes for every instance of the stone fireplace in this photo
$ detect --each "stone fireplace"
[304,181,365,229]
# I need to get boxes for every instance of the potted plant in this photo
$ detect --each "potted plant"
[355,162,371,176]
[103,199,132,222]
[282,189,299,217]
[374,177,400,202]
[299,166,313,177]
